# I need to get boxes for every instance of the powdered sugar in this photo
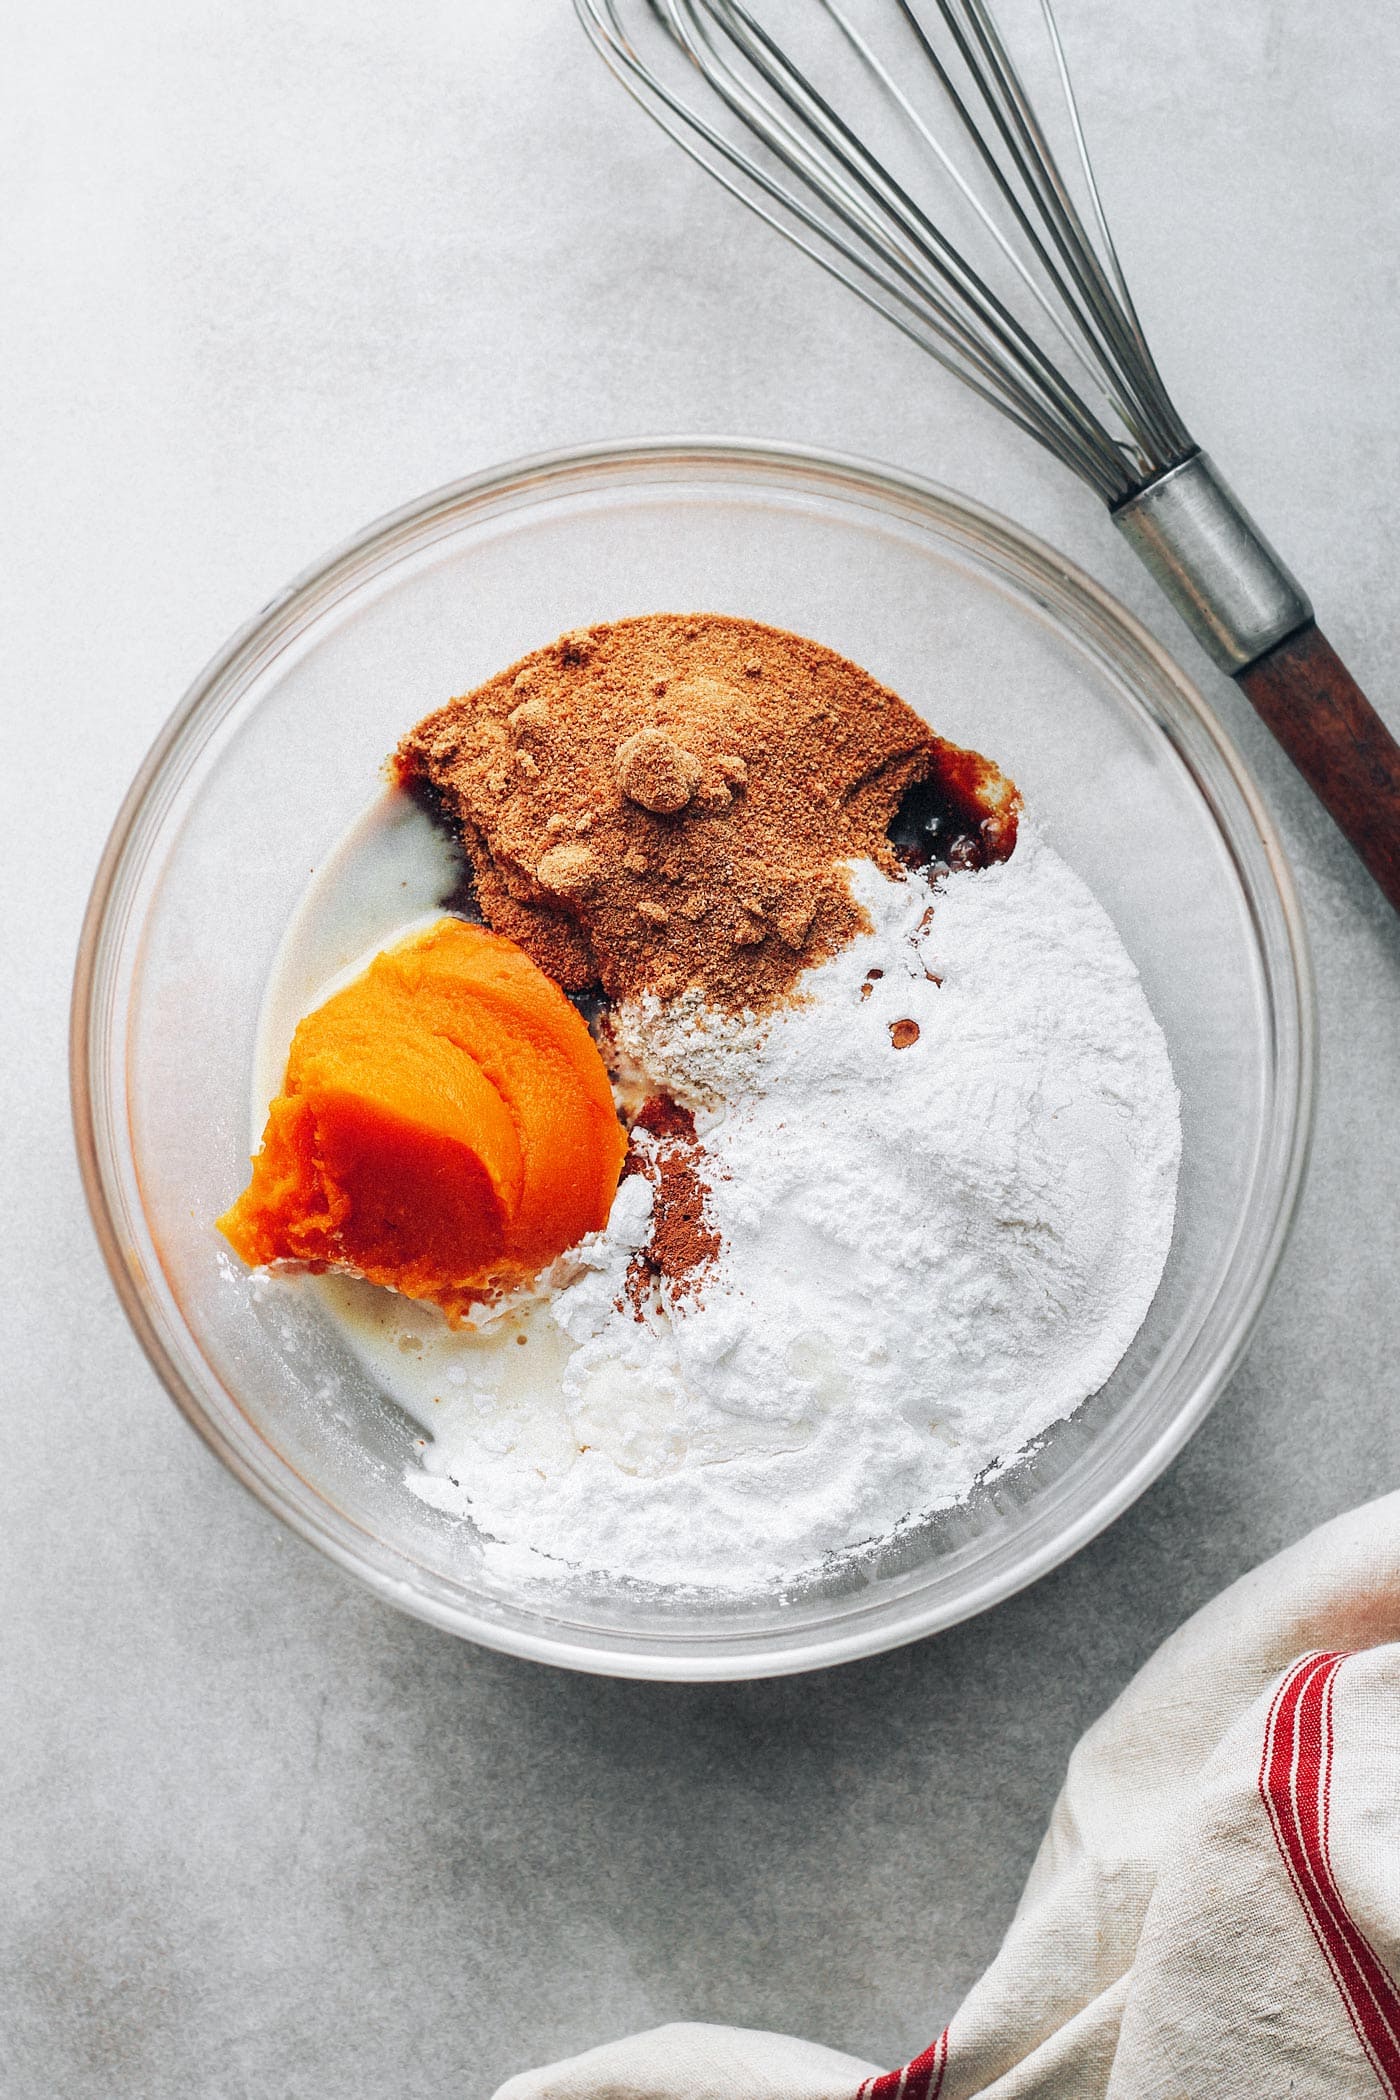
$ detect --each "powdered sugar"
[411,827,1181,1591]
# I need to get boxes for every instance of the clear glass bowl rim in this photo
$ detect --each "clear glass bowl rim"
[70,435,1316,1679]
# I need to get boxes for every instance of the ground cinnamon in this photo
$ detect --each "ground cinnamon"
[619,1094,721,1315]
[396,613,1018,1013]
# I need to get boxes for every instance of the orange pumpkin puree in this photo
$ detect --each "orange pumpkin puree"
[217,918,626,1320]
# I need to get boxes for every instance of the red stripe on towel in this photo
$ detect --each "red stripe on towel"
[858,2023,948,2100]
[1260,1651,1400,2095]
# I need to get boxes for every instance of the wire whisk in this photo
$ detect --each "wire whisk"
[580,0,1192,503]
[576,0,1400,916]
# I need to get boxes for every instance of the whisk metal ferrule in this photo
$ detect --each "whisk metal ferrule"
[1112,454,1312,674]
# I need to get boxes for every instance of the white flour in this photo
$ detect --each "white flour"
[410,827,1181,1591]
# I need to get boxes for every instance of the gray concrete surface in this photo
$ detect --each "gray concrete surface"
[4,1,1398,2093]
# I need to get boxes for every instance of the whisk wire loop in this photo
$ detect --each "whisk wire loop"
[914,0,1181,466]
[823,0,1130,427]
[576,0,1198,500]
[598,21,1076,461]
[1032,0,1190,458]
[678,0,1132,489]
[593,0,1120,485]
[849,0,1169,463]
[657,1,1095,460]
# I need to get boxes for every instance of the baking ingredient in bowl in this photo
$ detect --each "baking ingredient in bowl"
[219,917,625,1320]
[230,615,1180,1593]
[394,612,1020,1011]
[408,830,1180,1590]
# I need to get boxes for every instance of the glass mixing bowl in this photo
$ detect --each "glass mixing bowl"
[72,439,1314,1679]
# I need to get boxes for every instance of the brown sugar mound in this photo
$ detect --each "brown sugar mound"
[395,614,1019,1012]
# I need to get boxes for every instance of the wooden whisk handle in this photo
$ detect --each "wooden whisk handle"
[1236,625,1400,912]
[1114,459,1400,912]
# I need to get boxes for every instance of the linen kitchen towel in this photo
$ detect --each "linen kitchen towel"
[495,1490,1400,2100]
